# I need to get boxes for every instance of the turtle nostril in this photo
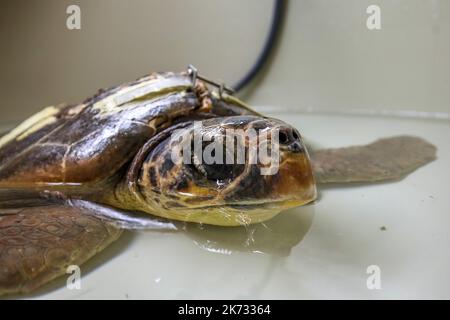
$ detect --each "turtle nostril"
[288,141,303,153]
[278,128,301,145]
[277,127,303,153]
[279,131,290,144]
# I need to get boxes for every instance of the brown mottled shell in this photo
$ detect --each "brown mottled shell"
[0,72,256,186]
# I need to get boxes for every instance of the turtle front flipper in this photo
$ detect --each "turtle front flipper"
[0,205,122,296]
[310,135,437,184]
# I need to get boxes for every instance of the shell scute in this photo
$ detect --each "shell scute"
[0,73,201,185]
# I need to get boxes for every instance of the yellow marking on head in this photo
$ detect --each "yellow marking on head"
[178,181,218,198]
[0,106,60,148]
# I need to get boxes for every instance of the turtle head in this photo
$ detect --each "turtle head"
[135,116,317,226]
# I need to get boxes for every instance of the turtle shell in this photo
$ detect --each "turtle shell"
[0,72,256,186]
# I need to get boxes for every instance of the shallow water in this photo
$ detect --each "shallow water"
[2,110,450,299]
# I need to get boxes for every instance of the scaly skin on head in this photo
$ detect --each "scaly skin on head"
[105,116,317,226]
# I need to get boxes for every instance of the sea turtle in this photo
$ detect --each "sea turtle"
[0,67,436,296]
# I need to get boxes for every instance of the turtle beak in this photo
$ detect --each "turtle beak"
[261,124,317,207]
[220,124,317,210]
[270,148,317,208]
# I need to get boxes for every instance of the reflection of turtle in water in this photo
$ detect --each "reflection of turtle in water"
[0,68,436,296]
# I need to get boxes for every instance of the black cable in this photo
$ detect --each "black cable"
[233,0,286,92]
